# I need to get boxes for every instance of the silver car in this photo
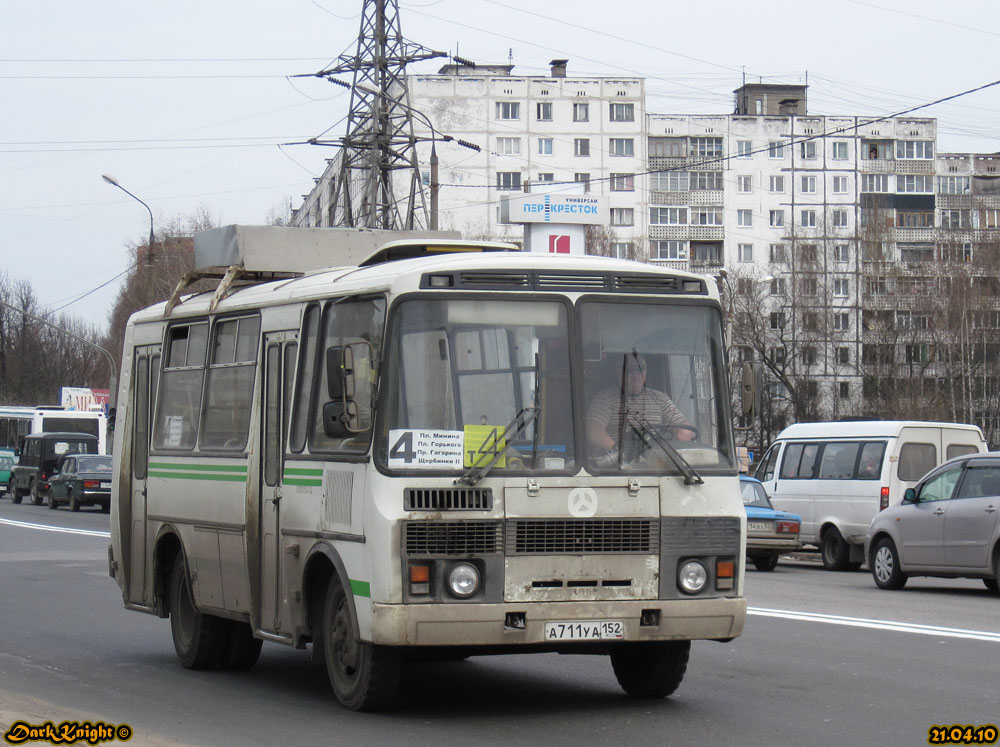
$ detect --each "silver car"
[866,453,1000,592]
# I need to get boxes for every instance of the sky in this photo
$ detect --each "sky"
[2,0,999,331]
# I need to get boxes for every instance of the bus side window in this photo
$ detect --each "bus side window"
[779,443,803,479]
[755,444,779,482]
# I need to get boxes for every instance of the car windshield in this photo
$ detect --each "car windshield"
[77,456,112,472]
[741,479,772,508]
[0,457,12,469]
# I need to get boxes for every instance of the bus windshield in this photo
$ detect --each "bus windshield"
[378,295,734,476]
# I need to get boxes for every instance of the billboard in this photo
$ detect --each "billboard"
[502,193,609,225]
[60,387,110,413]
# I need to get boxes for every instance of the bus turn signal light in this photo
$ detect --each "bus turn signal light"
[409,564,430,595]
[716,559,735,591]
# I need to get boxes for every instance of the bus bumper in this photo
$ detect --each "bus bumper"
[369,596,746,646]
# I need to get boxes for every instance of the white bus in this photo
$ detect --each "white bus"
[109,236,747,710]
[0,405,108,456]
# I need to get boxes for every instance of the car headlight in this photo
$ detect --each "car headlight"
[678,560,708,594]
[446,562,480,599]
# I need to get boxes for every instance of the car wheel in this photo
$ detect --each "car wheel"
[871,537,908,590]
[753,553,780,572]
[821,528,851,571]
[610,640,690,698]
[986,553,1000,594]
[68,490,80,512]
[169,553,227,670]
[48,491,58,509]
[323,575,400,711]
[29,480,43,506]
[11,485,23,504]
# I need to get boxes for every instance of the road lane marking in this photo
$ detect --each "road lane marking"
[750,606,1000,642]
[0,517,110,538]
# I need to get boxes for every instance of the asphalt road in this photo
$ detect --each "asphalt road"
[1,500,998,747]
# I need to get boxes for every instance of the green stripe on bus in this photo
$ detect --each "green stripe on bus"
[148,462,247,473]
[283,478,322,487]
[350,579,371,598]
[148,471,247,482]
[283,467,323,476]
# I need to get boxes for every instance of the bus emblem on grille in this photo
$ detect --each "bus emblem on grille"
[567,487,598,517]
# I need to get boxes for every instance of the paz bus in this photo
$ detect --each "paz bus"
[109,230,747,711]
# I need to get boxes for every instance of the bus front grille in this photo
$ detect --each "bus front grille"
[404,487,493,511]
[403,521,503,555]
[505,519,659,555]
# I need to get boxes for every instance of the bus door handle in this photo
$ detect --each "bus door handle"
[270,486,283,505]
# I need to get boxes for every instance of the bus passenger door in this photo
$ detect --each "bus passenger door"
[129,345,159,606]
[260,334,297,637]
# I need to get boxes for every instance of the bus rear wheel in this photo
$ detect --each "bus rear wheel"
[169,553,227,670]
[322,576,400,711]
[610,640,690,698]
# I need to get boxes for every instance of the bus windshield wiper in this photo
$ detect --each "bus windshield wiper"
[455,406,541,486]
[625,410,704,485]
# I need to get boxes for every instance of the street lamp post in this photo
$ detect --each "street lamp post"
[102,174,156,301]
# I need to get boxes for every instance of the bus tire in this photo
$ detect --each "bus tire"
[223,621,263,670]
[610,640,690,698]
[30,480,42,506]
[169,553,227,670]
[821,528,851,571]
[322,576,400,711]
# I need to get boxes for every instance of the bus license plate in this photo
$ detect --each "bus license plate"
[747,521,772,532]
[544,620,624,641]
[100,482,112,489]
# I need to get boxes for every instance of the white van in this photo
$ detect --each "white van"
[753,421,987,570]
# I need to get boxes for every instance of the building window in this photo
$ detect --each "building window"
[651,240,689,260]
[837,347,850,365]
[769,210,785,227]
[834,244,850,262]
[861,174,890,193]
[574,138,590,156]
[738,243,753,262]
[983,209,1000,228]
[610,173,634,191]
[802,347,817,365]
[691,208,723,226]
[496,171,522,191]
[737,209,753,227]
[800,244,818,262]
[832,209,849,228]
[737,175,752,193]
[838,382,850,399]
[769,175,785,193]
[648,137,686,157]
[770,312,786,330]
[832,141,849,160]
[800,209,817,227]
[769,243,786,262]
[649,207,687,225]
[537,138,553,156]
[941,242,972,262]
[769,346,786,365]
[800,141,817,159]
[537,173,554,183]
[496,101,520,120]
[536,102,552,121]
[939,210,970,229]
[896,210,934,228]
[768,141,785,159]
[495,137,521,156]
[609,138,634,157]
[896,140,933,159]
[610,207,634,226]
[691,171,724,190]
[898,242,934,262]
[573,102,589,122]
[834,278,849,296]
[609,102,635,122]
[869,277,887,295]
[650,170,688,191]
[834,312,850,331]
[801,175,817,194]
[832,175,848,194]
[737,140,752,158]
[897,175,934,193]
[938,176,970,194]
[801,277,818,296]
[690,137,723,158]
[610,242,633,259]
[575,172,590,192]
[770,277,787,295]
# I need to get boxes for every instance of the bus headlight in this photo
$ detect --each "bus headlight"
[446,562,480,599]
[678,560,708,594]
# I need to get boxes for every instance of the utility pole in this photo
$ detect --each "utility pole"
[309,0,445,229]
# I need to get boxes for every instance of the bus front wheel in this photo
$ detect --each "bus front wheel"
[169,553,227,670]
[322,576,400,711]
[610,640,690,698]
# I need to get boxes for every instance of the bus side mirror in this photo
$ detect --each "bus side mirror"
[902,487,917,504]
[324,341,372,434]
[322,401,357,438]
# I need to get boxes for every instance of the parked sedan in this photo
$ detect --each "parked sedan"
[47,454,113,512]
[866,452,1000,592]
[0,454,13,498]
[740,474,801,571]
